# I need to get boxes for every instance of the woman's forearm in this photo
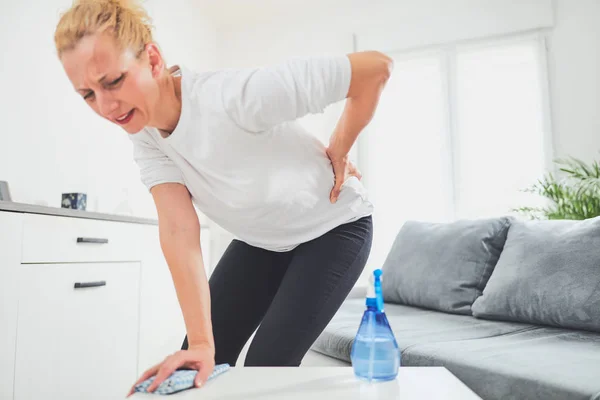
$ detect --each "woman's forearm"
[328,95,383,161]
[160,226,214,350]
[328,51,393,161]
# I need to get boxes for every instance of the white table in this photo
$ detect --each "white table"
[131,367,482,399]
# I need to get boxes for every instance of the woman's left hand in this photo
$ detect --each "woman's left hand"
[326,148,362,203]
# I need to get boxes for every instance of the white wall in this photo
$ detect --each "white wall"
[0,0,216,219]
[216,0,554,64]
[547,0,600,164]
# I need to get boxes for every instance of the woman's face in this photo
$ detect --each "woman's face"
[60,32,162,134]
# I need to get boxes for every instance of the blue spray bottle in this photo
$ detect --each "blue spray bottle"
[350,269,400,382]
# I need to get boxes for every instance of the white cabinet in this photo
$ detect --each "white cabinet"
[0,207,210,399]
[0,212,23,400]
[14,262,141,400]
[21,213,142,263]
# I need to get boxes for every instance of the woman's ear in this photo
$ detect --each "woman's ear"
[144,43,165,78]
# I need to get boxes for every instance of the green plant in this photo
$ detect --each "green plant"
[514,156,600,220]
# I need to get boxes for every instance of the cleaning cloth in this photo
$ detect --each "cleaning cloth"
[134,363,230,395]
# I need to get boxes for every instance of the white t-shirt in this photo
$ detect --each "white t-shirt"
[130,55,374,252]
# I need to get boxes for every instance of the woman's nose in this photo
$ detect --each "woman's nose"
[96,92,119,119]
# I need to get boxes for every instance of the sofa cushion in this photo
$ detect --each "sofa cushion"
[402,327,600,400]
[311,299,535,363]
[472,216,600,333]
[381,217,512,314]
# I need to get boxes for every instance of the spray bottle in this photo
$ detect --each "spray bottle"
[350,269,400,382]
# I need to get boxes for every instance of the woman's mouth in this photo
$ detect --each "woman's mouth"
[115,109,134,125]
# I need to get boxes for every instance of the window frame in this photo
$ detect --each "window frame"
[357,30,555,220]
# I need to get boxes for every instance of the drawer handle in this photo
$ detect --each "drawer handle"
[76,237,109,244]
[74,281,106,289]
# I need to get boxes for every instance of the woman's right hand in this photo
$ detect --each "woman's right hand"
[127,343,216,396]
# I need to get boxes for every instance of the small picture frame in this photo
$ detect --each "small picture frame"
[0,181,12,202]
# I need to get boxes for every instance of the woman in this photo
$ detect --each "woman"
[54,0,392,394]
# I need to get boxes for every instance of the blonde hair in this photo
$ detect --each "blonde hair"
[54,0,154,57]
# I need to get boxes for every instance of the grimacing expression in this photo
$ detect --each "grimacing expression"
[60,32,163,134]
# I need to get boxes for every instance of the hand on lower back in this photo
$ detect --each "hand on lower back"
[326,148,362,203]
[127,343,215,396]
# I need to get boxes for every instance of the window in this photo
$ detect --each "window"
[453,37,550,219]
[363,33,552,271]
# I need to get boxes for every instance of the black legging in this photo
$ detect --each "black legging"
[182,215,373,366]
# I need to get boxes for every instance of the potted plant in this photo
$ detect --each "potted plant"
[514,156,600,220]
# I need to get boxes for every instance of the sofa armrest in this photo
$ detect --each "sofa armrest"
[347,284,367,299]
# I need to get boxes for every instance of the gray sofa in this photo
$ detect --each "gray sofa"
[311,216,600,400]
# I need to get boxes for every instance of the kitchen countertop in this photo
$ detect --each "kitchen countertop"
[0,200,158,225]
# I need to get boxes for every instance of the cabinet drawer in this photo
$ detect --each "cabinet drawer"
[21,213,142,263]
[14,262,140,400]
